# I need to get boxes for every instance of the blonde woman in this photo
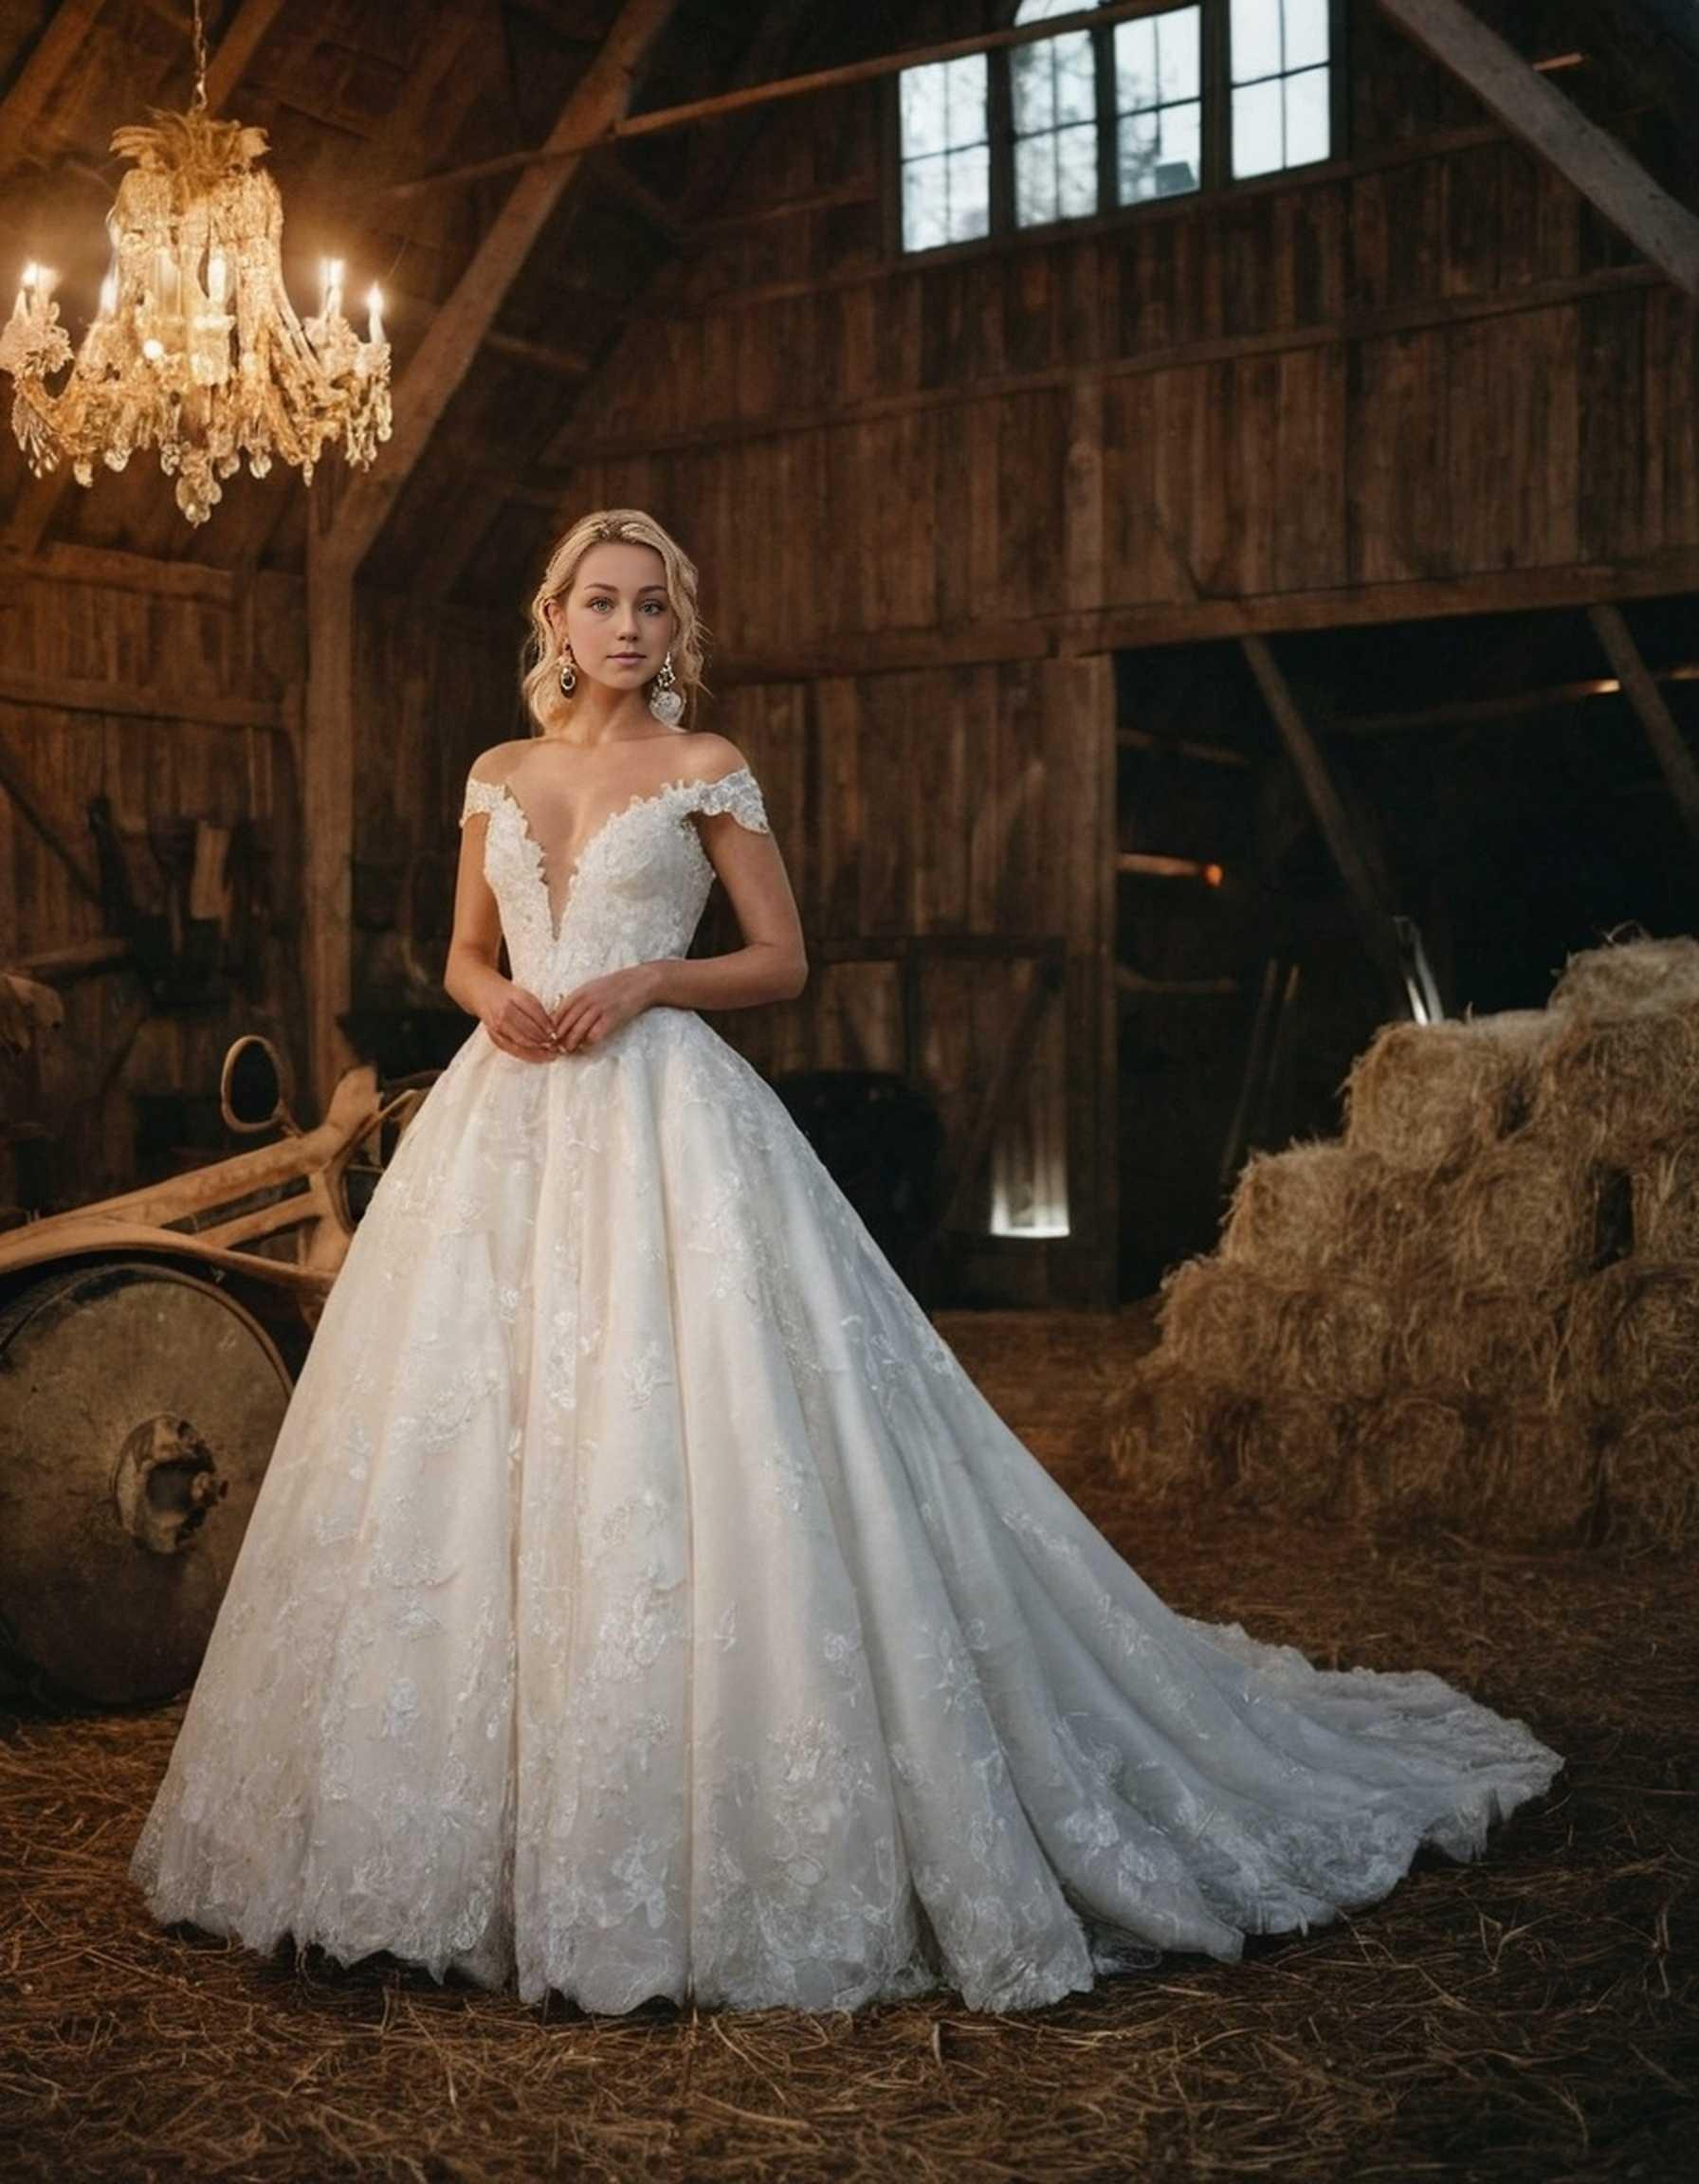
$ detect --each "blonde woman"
[131,509,1562,2017]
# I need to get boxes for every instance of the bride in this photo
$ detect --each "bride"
[130,508,1563,2015]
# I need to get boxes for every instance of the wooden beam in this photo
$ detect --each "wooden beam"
[0,665,284,731]
[0,2,107,168]
[484,330,594,378]
[0,540,239,603]
[1587,602,1699,851]
[1378,0,1699,297]
[323,0,682,575]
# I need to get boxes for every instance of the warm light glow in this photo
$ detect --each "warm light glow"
[1,105,391,523]
[1203,863,1224,888]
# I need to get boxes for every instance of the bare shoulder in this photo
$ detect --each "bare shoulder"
[467,737,529,784]
[679,731,750,785]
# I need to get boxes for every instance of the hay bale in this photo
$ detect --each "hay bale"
[1631,1138,1699,1259]
[1538,1005,1699,1159]
[1220,1142,1431,1283]
[1105,1356,1240,1504]
[1343,1011,1556,1172]
[1570,1260,1699,1417]
[1471,1403,1602,1547]
[1429,1135,1608,1290]
[1550,933,1699,1018]
[1344,1392,1471,1533]
[1392,1283,1570,1401]
[1343,1395,1599,1546]
[1596,1410,1699,1553]
[1157,1258,1281,1380]
[1229,1392,1352,1517]
[1160,1259,1392,1401]
[1218,1141,1361,1278]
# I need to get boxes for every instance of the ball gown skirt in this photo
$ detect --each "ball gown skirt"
[128,755,1564,2014]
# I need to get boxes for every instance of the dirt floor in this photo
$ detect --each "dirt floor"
[1,1309,1693,2183]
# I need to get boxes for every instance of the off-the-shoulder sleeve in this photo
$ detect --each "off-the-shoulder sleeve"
[692,763,770,834]
[460,774,505,828]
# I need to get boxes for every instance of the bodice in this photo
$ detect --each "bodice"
[458,762,771,1003]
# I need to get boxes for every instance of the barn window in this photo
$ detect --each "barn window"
[1229,0,1331,178]
[894,1,1336,254]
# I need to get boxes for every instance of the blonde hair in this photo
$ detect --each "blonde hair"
[521,508,710,737]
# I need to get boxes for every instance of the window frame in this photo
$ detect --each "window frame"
[885,0,1350,261]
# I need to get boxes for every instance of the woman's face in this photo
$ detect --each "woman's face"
[545,540,676,696]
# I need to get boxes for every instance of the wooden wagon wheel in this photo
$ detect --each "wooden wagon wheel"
[0,1259,293,1707]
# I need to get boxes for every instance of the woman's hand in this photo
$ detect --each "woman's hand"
[549,962,662,1053]
[481,977,562,1063]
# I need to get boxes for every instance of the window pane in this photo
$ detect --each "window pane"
[1156,7,1200,102]
[944,54,988,148]
[900,56,985,159]
[1283,0,1331,72]
[1231,0,1283,82]
[1057,120,1099,216]
[900,67,946,159]
[1054,30,1096,126]
[1118,108,1160,202]
[1014,134,1058,227]
[1012,40,1056,134]
[902,155,949,250]
[1014,0,1099,19]
[1232,76,1284,175]
[1284,64,1330,166]
[948,143,991,239]
[1114,17,1158,109]
[1156,98,1200,194]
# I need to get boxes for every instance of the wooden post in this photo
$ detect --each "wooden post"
[302,521,357,1113]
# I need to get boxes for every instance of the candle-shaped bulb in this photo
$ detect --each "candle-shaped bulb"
[208,248,227,307]
[22,261,38,291]
[366,283,384,339]
[100,271,118,317]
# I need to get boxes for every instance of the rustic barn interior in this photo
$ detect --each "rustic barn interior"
[2,2,1696,2177]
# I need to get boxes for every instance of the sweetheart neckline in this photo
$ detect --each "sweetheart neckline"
[480,767,746,943]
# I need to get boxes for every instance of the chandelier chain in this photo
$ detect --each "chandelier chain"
[191,0,209,115]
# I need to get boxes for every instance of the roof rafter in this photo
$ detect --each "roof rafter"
[1377,0,1699,297]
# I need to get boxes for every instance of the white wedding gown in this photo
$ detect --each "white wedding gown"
[130,752,1564,2015]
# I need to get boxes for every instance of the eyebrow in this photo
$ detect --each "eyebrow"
[583,582,667,595]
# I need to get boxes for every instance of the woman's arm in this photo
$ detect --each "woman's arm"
[444,806,558,1057]
[644,795,808,1010]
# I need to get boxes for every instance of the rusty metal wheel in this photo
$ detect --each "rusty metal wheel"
[0,1259,293,1706]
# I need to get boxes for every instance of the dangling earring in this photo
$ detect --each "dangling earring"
[648,650,684,725]
[557,645,576,697]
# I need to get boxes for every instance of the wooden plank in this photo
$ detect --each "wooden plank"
[1378,0,1699,296]
[1587,602,1699,852]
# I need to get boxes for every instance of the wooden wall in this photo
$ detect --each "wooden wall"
[0,554,303,1206]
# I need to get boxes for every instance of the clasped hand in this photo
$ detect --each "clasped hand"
[484,964,659,1061]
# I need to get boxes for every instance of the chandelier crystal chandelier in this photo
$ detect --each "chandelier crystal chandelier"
[0,0,391,526]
